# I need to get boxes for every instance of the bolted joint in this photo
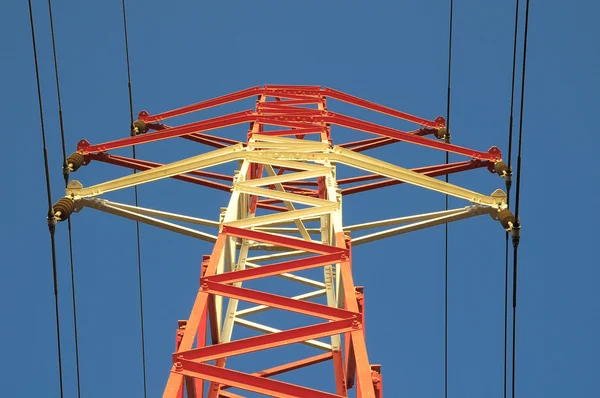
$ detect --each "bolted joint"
[174,362,183,372]
[130,119,147,136]
[66,152,85,172]
[52,197,75,222]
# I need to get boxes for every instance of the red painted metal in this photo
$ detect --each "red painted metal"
[66,86,506,397]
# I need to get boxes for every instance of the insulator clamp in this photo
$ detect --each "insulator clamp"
[435,127,450,142]
[67,152,85,172]
[52,197,75,222]
[130,119,147,136]
[497,209,516,231]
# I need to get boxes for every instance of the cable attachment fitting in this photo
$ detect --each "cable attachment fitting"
[494,161,513,190]
[62,160,70,184]
[511,220,521,248]
[47,208,57,235]
[67,152,85,172]
[52,197,75,222]
[130,119,147,136]
[435,127,450,142]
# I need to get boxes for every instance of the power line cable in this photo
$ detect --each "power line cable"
[27,0,64,396]
[504,0,520,396]
[511,0,530,395]
[46,1,82,396]
[444,1,454,397]
[121,1,148,396]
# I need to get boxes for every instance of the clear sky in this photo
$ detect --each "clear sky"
[1,0,599,397]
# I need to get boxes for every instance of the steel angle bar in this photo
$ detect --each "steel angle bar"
[236,289,327,317]
[330,147,506,208]
[322,87,443,128]
[250,133,325,144]
[234,186,332,208]
[80,199,218,243]
[224,204,337,229]
[104,201,219,228]
[245,154,326,171]
[175,359,343,398]
[352,206,491,246]
[345,207,469,232]
[244,262,326,288]
[262,165,316,241]
[203,281,359,321]
[246,250,311,263]
[237,169,330,188]
[206,252,345,285]
[248,142,330,152]
[176,318,355,362]
[140,86,262,122]
[69,144,245,198]
[233,318,332,351]
[255,227,322,234]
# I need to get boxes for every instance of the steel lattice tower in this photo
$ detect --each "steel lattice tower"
[53,85,516,397]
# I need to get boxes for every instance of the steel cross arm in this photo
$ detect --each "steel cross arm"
[337,160,482,186]
[235,289,327,317]
[325,113,501,161]
[329,147,507,208]
[345,207,471,232]
[80,199,218,243]
[176,317,356,362]
[204,252,345,284]
[233,318,332,351]
[67,145,245,198]
[342,161,490,196]
[85,153,233,191]
[102,201,219,228]
[139,86,263,123]
[78,111,254,154]
[244,262,326,288]
[174,359,344,398]
[352,206,492,246]
[322,87,444,128]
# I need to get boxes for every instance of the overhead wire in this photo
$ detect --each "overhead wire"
[46,0,82,396]
[27,0,65,396]
[121,1,148,396]
[511,0,530,396]
[504,0,520,397]
[444,1,454,397]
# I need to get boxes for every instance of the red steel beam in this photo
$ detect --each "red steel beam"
[204,252,345,284]
[177,318,356,362]
[323,87,444,128]
[203,281,360,322]
[78,110,255,154]
[175,359,344,398]
[222,225,347,255]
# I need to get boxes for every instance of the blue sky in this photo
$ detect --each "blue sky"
[1,0,599,397]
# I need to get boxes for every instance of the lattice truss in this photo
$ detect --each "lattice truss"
[52,85,516,398]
